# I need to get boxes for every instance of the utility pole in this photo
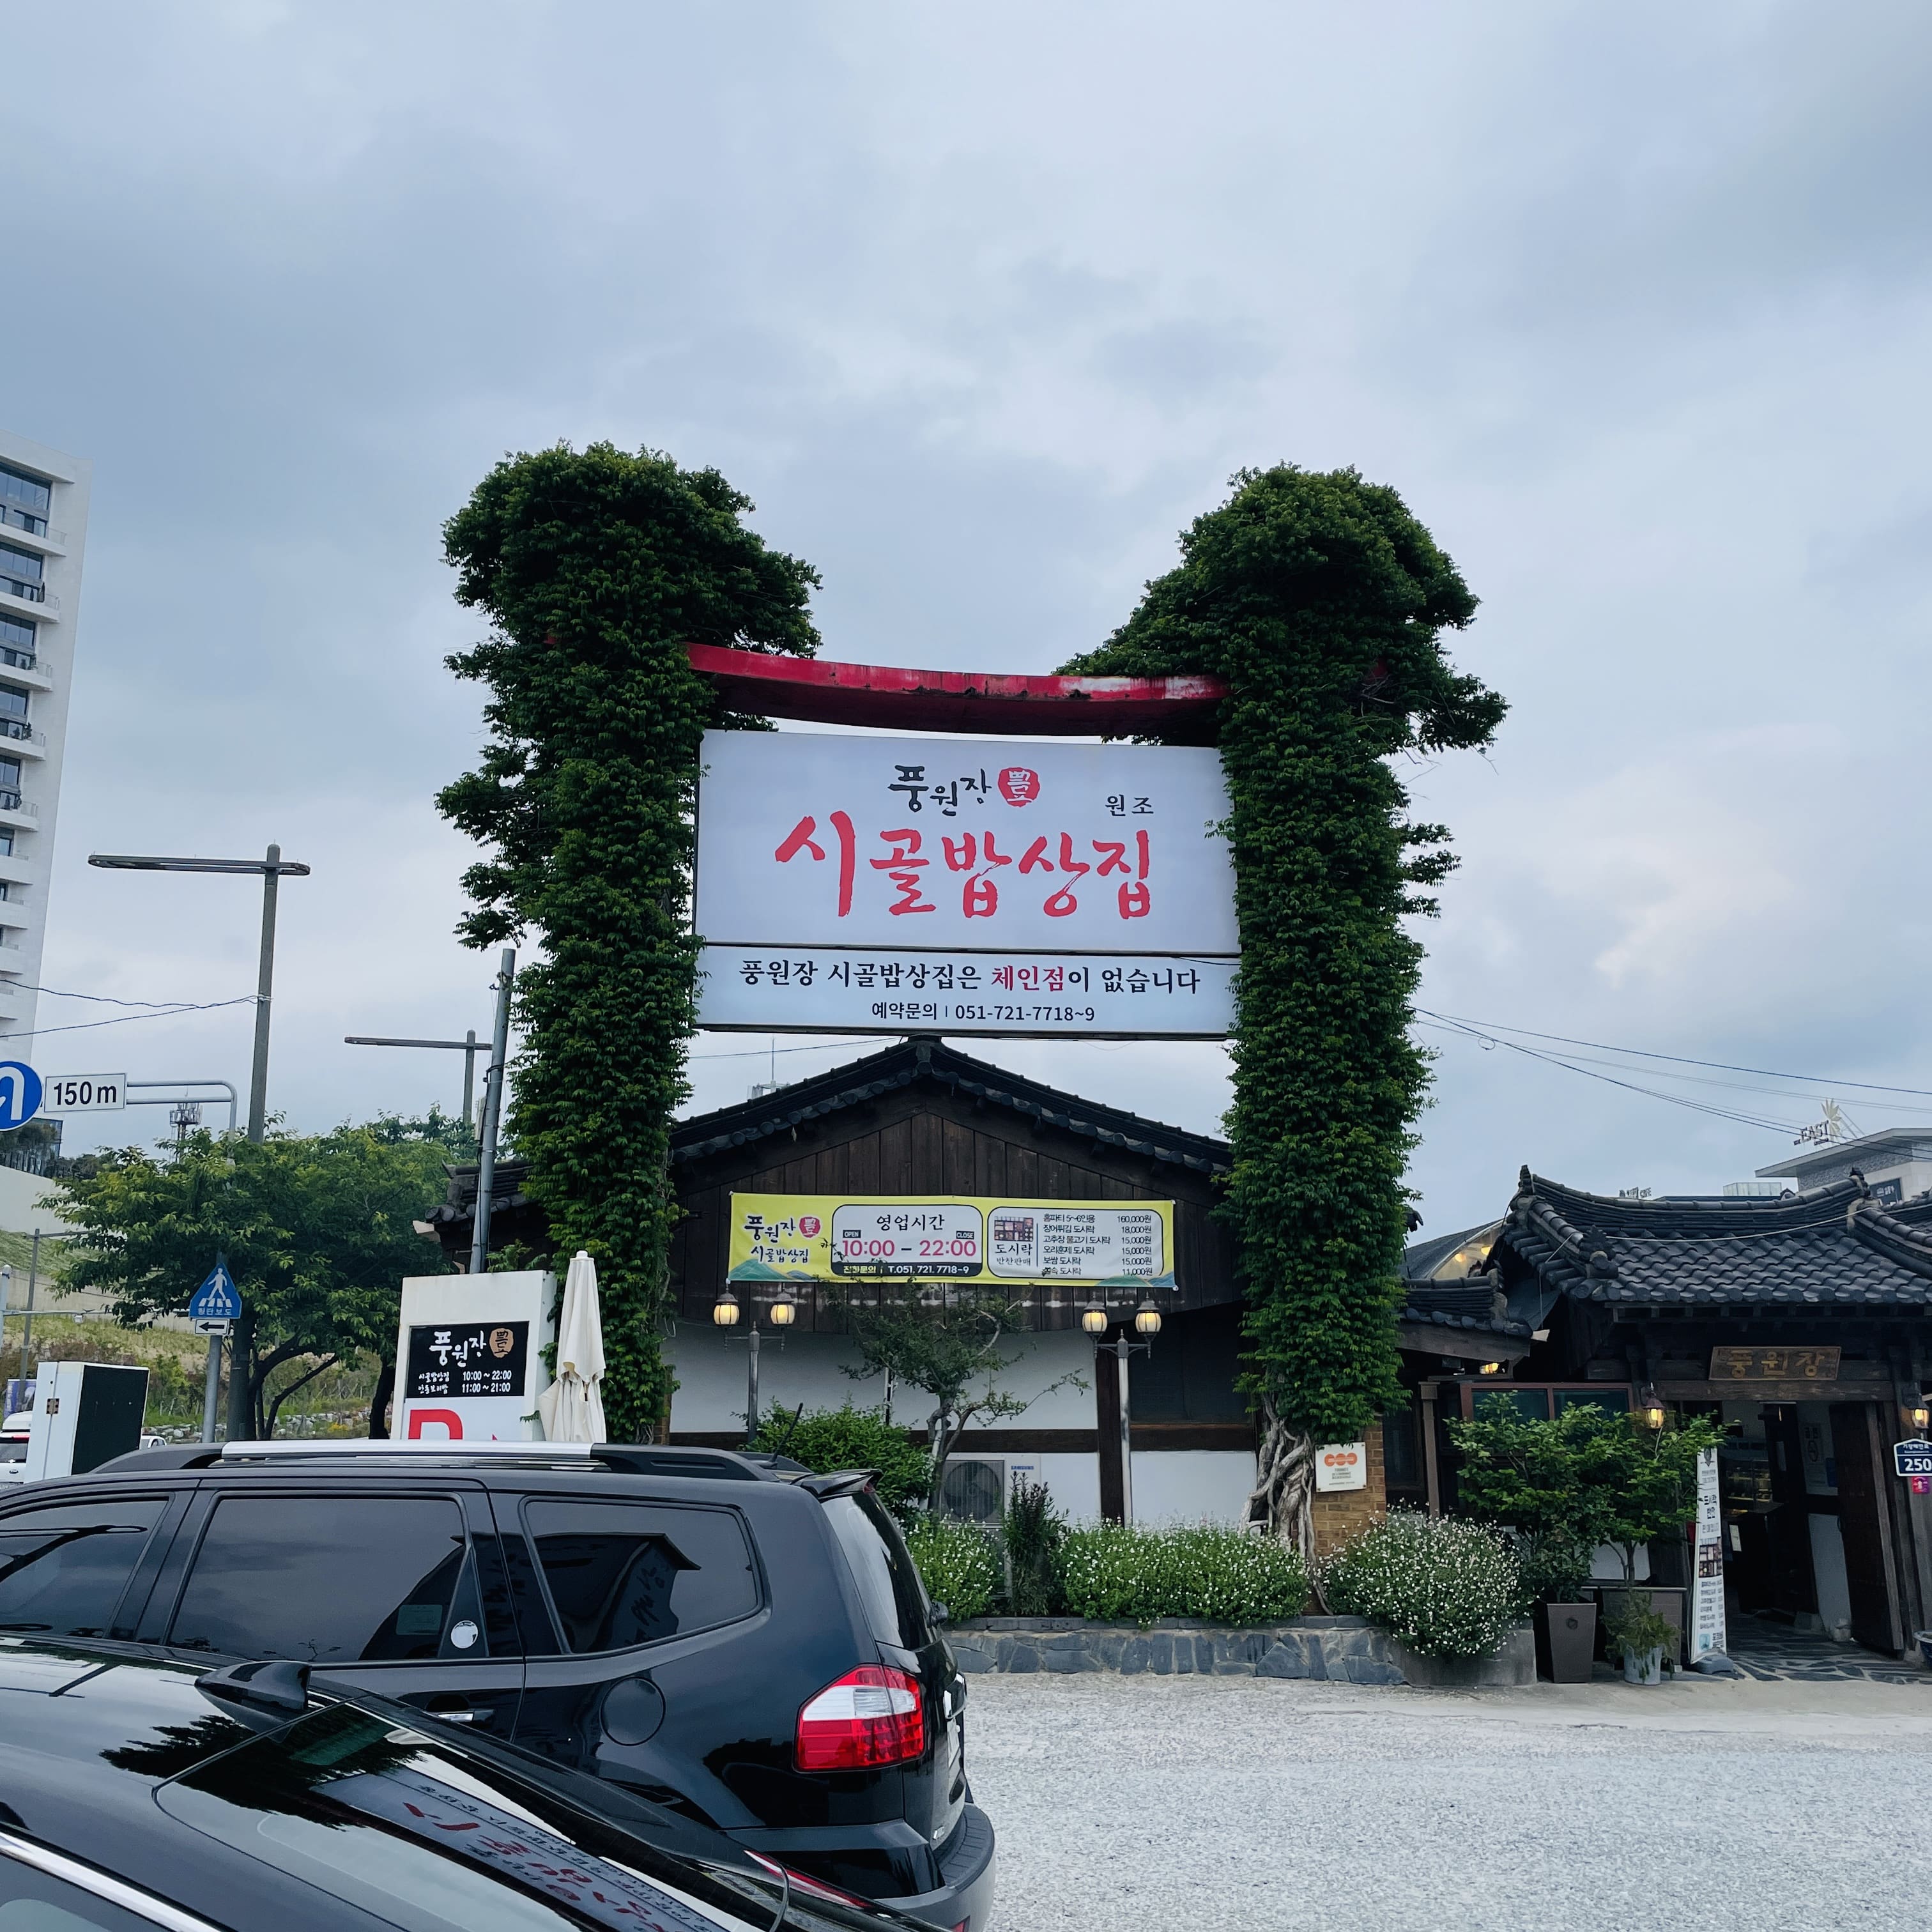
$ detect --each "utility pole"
[88,846,309,1445]
[20,1230,38,1377]
[469,950,517,1275]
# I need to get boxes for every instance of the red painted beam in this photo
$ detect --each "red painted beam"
[688,642,1225,738]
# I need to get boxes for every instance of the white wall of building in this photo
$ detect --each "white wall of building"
[1130,1450,1256,1525]
[0,429,89,1049]
[666,1322,1096,1436]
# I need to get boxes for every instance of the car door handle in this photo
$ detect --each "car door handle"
[425,1705,486,1724]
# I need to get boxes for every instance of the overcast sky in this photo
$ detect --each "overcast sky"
[8,1,1931,1234]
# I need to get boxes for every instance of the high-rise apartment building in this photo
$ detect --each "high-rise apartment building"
[0,430,89,1045]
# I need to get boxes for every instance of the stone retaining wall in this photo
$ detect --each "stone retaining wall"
[949,1615,1536,1687]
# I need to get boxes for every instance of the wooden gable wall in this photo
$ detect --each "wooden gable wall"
[670,1074,1236,1331]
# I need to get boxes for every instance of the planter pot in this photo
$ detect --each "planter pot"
[1597,1586,1686,1666]
[1623,1644,1665,1686]
[1535,1600,1598,1683]
[1388,1621,1537,1689]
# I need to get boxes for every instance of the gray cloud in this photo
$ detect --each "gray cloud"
[4,1,1928,1239]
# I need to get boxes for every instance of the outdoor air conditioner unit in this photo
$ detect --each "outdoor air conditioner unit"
[938,1457,1005,1526]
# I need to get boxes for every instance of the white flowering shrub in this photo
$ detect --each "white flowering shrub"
[1321,1511,1521,1659]
[1058,1523,1308,1624]
[904,1515,1000,1620]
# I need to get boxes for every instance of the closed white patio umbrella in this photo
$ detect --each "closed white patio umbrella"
[538,1249,607,1443]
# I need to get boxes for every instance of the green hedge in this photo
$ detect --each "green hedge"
[903,1515,1000,1620]
[752,1402,931,1517]
[1052,1524,1310,1625]
[1321,1510,1520,1658]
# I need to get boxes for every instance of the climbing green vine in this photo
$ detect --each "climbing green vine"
[438,443,819,1439]
[1062,466,1505,1560]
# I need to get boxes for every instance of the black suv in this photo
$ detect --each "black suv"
[0,1441,994,1932]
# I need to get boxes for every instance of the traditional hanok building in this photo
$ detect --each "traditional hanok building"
[1405,1163,1932,1657]
[428,1038,1255,1526]
[425,1035,1561,1542]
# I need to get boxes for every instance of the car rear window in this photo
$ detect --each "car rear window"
[0,1498,165,1639]
[822,1492,930,1652]
[525,1500,758,1652]
[170,1495,479,1664]
[155,1701,772,1932]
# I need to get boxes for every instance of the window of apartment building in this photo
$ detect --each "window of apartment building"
[0,758,24,792]
[0,687,30,723]
[0,544,43,600]
[0,831,16,856]
[0,466,50,537]
[0,614,33,657]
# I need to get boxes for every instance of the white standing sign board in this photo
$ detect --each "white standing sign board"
[1690,1445,1728,1661]
[695,730,1238,951]
[394,1271,556,1443]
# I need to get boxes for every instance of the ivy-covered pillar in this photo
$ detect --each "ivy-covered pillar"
[1062,466,1505,1564]
[438,444,820,1439]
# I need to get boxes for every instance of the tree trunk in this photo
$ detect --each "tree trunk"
[368,1356,395,1439]
[927,1407,956,1511]
[1248,1397,1319,1583]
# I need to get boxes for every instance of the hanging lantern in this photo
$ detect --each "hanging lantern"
[1133,1299,1163,1338]
[712,1289,741,1328]
[1079,1303,1109,1336]
[769,1294,797,1328]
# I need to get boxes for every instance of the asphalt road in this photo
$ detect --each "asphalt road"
[966,1671,1932,1931]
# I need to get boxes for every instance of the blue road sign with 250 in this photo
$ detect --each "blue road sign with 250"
[0,1062,42,1132]
[1893,1439,1932,1479]
[188,1259,240,1322]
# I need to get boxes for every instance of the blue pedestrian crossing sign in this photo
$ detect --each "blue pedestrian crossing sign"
[0,1062,42,1132]
[188,1259,240,1322]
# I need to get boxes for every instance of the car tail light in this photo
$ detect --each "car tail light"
[795,1664,924,1771]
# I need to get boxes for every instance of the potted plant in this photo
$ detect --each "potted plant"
[1574,1407,1720,1667]
[1515,1531,1598,1683]
[1447,1400,1612,1683]
[1602,1590,1675,1685]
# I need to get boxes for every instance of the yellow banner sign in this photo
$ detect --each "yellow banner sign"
[727,1193,1176,1289]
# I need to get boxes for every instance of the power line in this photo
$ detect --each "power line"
[1417,1009,1932,1102]
[20,996,261,1041]
[1414,1016,1804,1135]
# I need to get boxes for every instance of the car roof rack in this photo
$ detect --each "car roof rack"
[95,1441,811,1480]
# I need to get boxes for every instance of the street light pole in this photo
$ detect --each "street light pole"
[343,1031,486,1134]
[88,845,310,1443]
[469,950,516,1276]
[247,842,282,1142]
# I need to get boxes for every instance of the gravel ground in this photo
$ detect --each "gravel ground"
[965,1671,1932,1931]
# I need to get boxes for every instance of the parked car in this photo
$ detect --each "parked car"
[0,1440,993,1932]
[0,1633,954,1932]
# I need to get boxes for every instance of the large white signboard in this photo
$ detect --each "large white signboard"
[394,1271,556,1443]
[696,947,1236,1038]
[694,730,1238,957]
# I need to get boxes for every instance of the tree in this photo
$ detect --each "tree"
[1574,1409,1721,1584]
[1061,466,1506,1567]
[55,1126,452,1438]
[836,1290,1083,1510]
[1448,1399,1622,1602]
[1450,1400,1720,1593]
[437,443,820,1440]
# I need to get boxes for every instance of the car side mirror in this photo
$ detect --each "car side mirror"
[930,1601,951,1626]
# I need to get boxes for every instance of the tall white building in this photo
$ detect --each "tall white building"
[0,430,89,1045]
